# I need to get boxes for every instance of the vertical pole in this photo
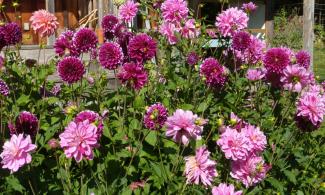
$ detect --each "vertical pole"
[303,0,315,70]
[46,0,55,46]
[265,0,275,48]
[98,0,104,26]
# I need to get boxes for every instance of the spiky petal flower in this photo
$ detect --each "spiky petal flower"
[74,110,103,139]
[117,62,148,90]
[180,19,199,39]
[215,7,249,37]
[128,33,157,63]
[144,103,168,130]
[30,9,59,37]
[295,50,311,69]
[161,0,189,24]
[184,146,218,186]
[0,78,9,96]
[73,28,98,53]
[246,68,265,81]
[242,2,257,13]
[59,120,98,162]
[57,57,85,84]
[0,134,37,173]
[99,42,124,70]
[187,52,199,66]
[230,155,271,188]
[280,65,312,92]
[200,57,227,88]
[263,48,290,74]
[119,1,139,23]
[10,111,39,137]
[242,125,267,154]
[159,22,179,45]
[2,22,22,45]
[212,183,243,195]
[165,109,205,145]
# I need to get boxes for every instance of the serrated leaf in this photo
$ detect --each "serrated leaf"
[267,178,284,192]
[284,170,297,184]
[16,94,30,106]
[145,131,157,147]
[5,176,25,193]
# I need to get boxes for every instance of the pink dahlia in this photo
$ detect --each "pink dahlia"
[184,146,218,186]
[232,31,251,51]
[57,57,85,84]
[2,22,22,45]
[296,91,325,126]
[200,57,227,88]
[212,183,242,195]
[0,134,37,173]
[280,65,312,92]
[295,50,311,69]
[0,78,9,96]
[215,7,249,37]
[117,62,148,90]
[119,1,139,23]
[75,110,104,139]
[230,155,270,188]
[54,30,80,57]
[230,112,248,130]
[101,14,119,34]
[128,33,157,63]
[180,19,199,39]
[59,120,98,162]
[263,48,290,74]
[217,127,251,161]
[242,2,257,13]
[30,9,59,38]
[241,124,267,154]
[246,68,265,81]
[99,42,123,70]
[234,35,265,65]
[73,28,98,53]
[165,109,205,145]
[159,22,179,45]
[9,111,39,137]
[144,103,168,130]
[161,0,189,25]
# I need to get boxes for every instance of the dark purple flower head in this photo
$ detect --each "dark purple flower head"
[73,28,98,53]
[102,14,119,33]
[232,31,251,51]
[0,29,6,51]
[144,103,168,130]
[200,57,227,88]
[263,48,290,74]
[75,110,103,139]
[54,30,80,57]
[128,33,157,63]
[0,79,9,96]
[295,115,321,132]
[10,111,39,137]
[295,50,311,69]
[187,52,199,66]
[57,57,85,84]
[2,22,22,45]
[99,42,123,70]
[265,71,283,88]
[118,31,134,62]
[117,62,148,90]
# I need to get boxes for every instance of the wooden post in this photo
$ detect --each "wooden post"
[303,0,314,70]
[46,0,55,46]
[265,0,275,48]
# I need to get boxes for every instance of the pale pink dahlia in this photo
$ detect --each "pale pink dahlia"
[184,146,218,186]
[161,0,189,24]
[144,103,168,130]
[217,127,251,161]
[241,124,267,154]
[212,183,242,195]
[159,22,179,45]
[242,2,257,13]
[215,7,249,37]
[30,9,59,37]
[0,134,37,173]
[165,109,205,145]
[230,155,270,188]
[180,19,199,39]
[119,1,139,23]
[74,110,104,139]
[59,120,98,162]
[246,68,265,81]
[280,65,312,92]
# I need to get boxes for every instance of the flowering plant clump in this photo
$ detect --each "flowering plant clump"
[0,1,324,194]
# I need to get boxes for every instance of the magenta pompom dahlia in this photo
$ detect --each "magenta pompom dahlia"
[0,134,37,173]
[161,0,189,24]
[200,57,227,88]
[102,14,119,33]
[54,30,80,57]
[57,57,85,84]
[232,31,251,51]
[230,155,270,188]
[99,42,124,70]
[144,103,168,130]
[165,109,206,145]
[212,183,243,195]
[2,22,22,45]
[280,65,312,92]
[10,111,39,137]
[119,1,139,23]
[117,62,148,90]
[30,9,59,37]
[73,28,98,53]
[74,110,104,139]
[128,33,157,63]
[263,48,290,74]
[295,50,311,69]
[246,68,265,81]
[184,146,218,186]
[59,120,98,162]
[215,7,248,37]
[0,78,9,96]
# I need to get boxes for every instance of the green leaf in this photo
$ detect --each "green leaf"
[16,94,30,106]
[267,178,284,193]
[145,131,157,147]
[197,102,208,113]
[5,176,25,193]
[283,170,297,184]
[133,95,145,109]
[180,104,194,110]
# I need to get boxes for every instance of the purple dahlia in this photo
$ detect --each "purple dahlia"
[186,52,199,66]
[295,50,311,69]
[263,48,290,74]
[9,111,39,137]
[99,42,123,70]
[102,14,119,40]
[0,79,9,96]
[2,22,22,45]
[144,103,168,130]
[232,31,251,51]
[117,62,148,90]
[200,57,227,88]
[128,33,157,63]
[57,57,85,84]
[73,28,98,53]
[54,30,80,57]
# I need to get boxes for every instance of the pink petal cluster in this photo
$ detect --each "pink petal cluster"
[179,19,200,39]
[0,134,37,173]
[215,7,249,37]
[117,62,148,90]
[280,65,313,92]
[74,110,104,139]
[59,120,98,162]
[159,23,179,45]
[230,155,270,188]
[119,1,139,23]
[295,50,311,69]
[144,103,168,130]
[200,57,227,88]
[99,42,124,70]
[165,109,206,145]
[212,183,242,195]
[30,9,59,38]
[246,68,265,81]
[161,0,189,24]
[184,146,217,186]
[241,125,267,153]
[128,33,157,63]
[242,2,257,13]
